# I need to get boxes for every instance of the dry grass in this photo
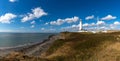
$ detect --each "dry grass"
[41,32,120,61]
[1,32,120,61]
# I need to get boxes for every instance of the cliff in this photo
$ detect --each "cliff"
[1,32,120,61]
[40,32,120,61]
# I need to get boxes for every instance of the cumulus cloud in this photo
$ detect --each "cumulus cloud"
[62,21,106,32]
[61,20,115,32]
[21,7,47,22]
[0,13,16,23]
[45,22,49,25]
[109,21,120,30]
[83,23,89,27]
[61,25,79,31]
[41,28,45,31]
[71,25,79,28]
[101,15,117,20]
[0,30,13,32]
[50,19,65,25]
[85,15,94,20]
[113,21,120,25]
[31,25,35,28]
[96,21,105,25]
[91,23,96,26]
[82,23,96,27]
[9,0,17,2]
[62,18,120,32]
[65,16,79,23]
[50,16,79,25]
[31,21,35,24]
[40,28,56,32]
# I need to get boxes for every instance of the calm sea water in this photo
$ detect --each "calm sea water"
[0,33,57,47]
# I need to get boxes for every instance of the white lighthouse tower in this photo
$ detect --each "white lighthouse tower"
[78,19,83,32]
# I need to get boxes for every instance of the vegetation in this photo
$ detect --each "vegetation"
[41,32,120,61]
[1,32,120,61]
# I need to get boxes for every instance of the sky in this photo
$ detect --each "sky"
[0,0,120,33]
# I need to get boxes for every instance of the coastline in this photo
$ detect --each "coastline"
[0,34,60,57]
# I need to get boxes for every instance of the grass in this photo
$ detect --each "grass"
[46,39,65,56]
[1,32,120,61]
[43,32,118,61]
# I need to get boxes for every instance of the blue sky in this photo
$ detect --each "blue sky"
[0,0,120,32]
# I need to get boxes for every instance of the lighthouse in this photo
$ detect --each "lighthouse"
[79,19,82,31]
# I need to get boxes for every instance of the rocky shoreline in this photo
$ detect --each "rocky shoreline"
[0,34,60,57]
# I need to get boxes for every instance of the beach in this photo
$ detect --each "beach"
[0,34,60,57]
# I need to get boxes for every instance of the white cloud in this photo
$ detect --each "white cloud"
[50,21,56,25]
[31,21,35,24]
[61,20,115,32]
[49,28,56,31]
[96,21,105,25]
[101,15,117,20]
[110,25,115,29]
[61,18,120,32]
[50,19,64,25]
[41,28,45,30]
[71,25,79,28]
[83,23,89,27]
[113,21,120,25]
[0,13,16,23]
[65,16,79,23]
[9,0,17,2]
[85,15,94,20]
[82,23,96,27]
[40,28,56,32]
[21,7,47,22]
[110,21,120,30]
[91,23,96,26]
[31,25,35,28]
[45,22,49,25]
[61,22,96,32]
[0,30,13,32]
[61,24,79,31]
[50,16,79,25]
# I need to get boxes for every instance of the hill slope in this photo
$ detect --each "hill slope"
[41,32,120,61]
[1,32,120,61]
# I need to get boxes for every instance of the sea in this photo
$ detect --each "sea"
[0,33,57,47]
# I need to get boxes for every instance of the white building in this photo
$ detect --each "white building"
[78,19,84,32]
[79,19,82,31]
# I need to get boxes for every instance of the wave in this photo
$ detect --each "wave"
[0,34,56,50]
[0,40,43,50]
